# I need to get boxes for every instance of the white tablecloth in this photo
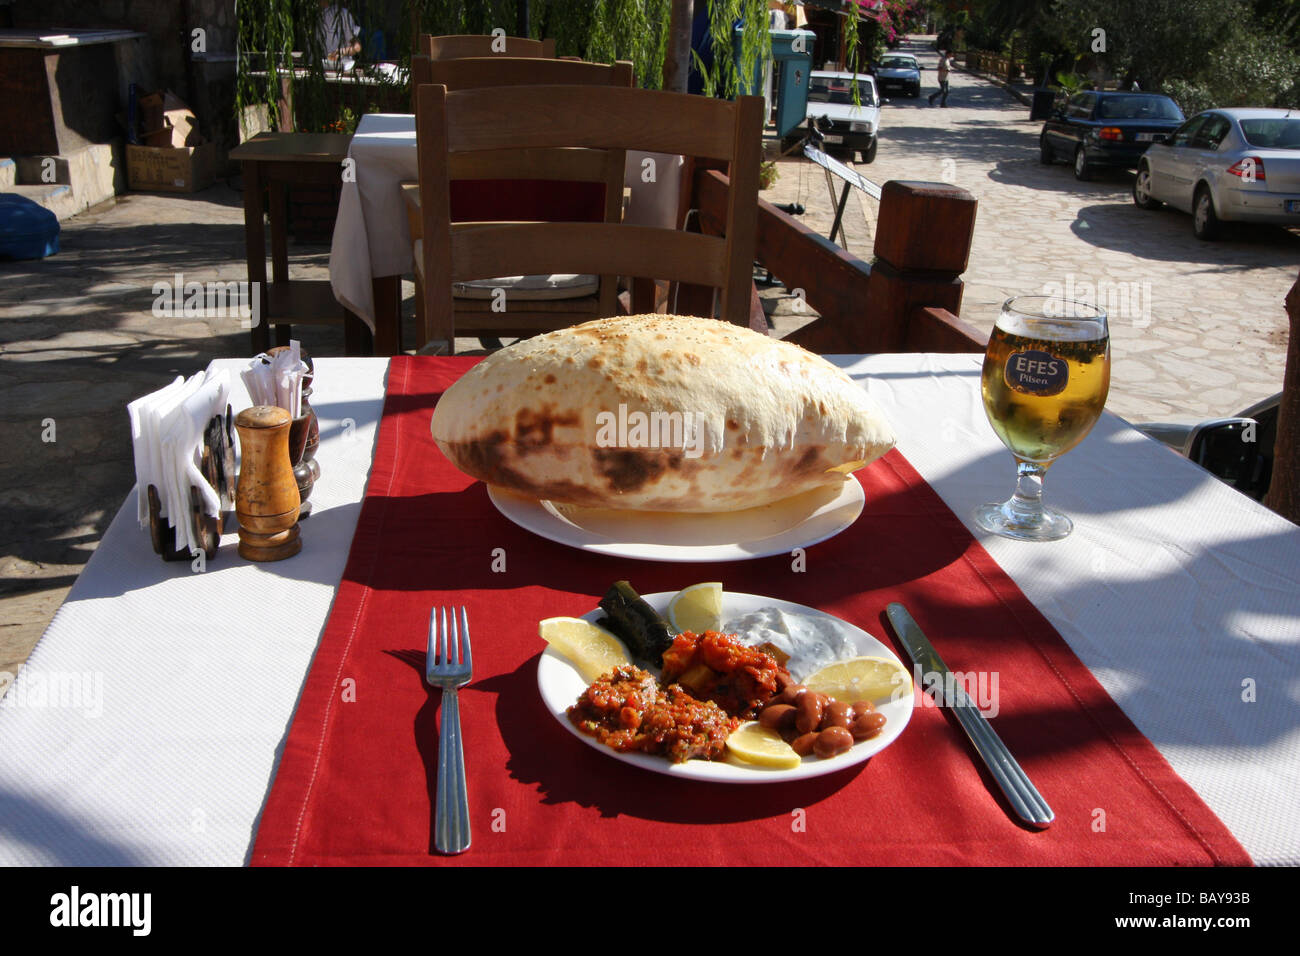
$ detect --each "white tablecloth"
[2,354,1298,865]
[329,113,684,329]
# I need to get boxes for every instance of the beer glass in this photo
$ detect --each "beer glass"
[974,296,1110,541]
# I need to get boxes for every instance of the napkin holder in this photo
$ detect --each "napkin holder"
[145,405,236,562]
[147,484,220,561]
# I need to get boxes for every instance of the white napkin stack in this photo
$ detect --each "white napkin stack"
[240,341,308,419]
[127,367,232,556]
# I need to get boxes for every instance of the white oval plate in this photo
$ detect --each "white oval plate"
[536,591,914,783]
[488,478,864,563]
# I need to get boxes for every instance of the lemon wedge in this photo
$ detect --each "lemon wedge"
[667,582,724,634]
[803,656,912,704]
[538,617,631,683]
[726,721,802,769]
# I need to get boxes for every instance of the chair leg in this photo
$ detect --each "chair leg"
[421,272,456,356]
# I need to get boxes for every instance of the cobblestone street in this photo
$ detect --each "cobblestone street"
[764,36,1298,425]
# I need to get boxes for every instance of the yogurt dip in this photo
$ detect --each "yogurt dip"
[723,607,859,681]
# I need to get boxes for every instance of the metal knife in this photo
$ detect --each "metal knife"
[886,602,1054,829]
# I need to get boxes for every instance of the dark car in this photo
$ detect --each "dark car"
[873,53,921,98]
[1039,91,1185,180]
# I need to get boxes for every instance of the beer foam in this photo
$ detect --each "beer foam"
[997,309,1106,342]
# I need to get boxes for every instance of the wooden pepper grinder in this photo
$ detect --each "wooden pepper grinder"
[235,405,302,561]
[266,345,319,513]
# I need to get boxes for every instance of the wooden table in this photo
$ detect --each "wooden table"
[4,354,1298,865]
[230,132,375,355]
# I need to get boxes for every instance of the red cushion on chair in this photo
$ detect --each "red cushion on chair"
[449,180,605,223]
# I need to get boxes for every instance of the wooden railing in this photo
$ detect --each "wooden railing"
[691,167,985,354]
[963,50,1028,83]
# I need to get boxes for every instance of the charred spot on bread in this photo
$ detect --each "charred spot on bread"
[592,447,668,494]
[514,407,578,452]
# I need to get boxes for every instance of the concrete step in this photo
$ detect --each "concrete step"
[0,158,15,189]
[6,143,122,221]
[3,183,79,221]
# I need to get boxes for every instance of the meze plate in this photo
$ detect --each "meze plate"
[537,591,914,784]
[487,478,864,562]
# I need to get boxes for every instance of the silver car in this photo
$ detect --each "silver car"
[1133,108,1300,239]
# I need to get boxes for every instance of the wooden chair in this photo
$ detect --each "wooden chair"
[405,58,634,349]
[424,33,556,59]
[410,33,557,99]
[415,84,763,353]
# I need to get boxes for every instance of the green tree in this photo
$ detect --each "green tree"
[1049,0,1237,91]
[1164,30,1300,113]
[1252,0,1300,42]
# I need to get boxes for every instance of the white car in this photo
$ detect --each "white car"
[805,71,882,163]
[1133,107,1300,239]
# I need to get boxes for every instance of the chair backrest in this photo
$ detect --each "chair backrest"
[416,84,763,342]
[411,50,626,114]
[431,58,633,226]
[426,55,632,90]
[421,33,556,60]
[412,35,559,99]
[419,57,635,323]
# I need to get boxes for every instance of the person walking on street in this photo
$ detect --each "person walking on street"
[929,50,952,107]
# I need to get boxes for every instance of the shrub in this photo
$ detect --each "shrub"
[1162,31,1300,112]
[1161,78,1215,116]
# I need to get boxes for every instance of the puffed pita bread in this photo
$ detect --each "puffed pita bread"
[430,315,896,512]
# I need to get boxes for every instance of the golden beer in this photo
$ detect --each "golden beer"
[981,319,1110,464]
[973,296,1110,542]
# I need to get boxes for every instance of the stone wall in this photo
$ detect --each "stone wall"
[11,0,238,158]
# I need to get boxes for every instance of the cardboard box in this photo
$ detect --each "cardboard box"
[137,91,202,148]
[126,142,215,193]
[142,127,175,149]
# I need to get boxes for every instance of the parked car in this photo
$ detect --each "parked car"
[1039,91,1185,180]
[806,71,882,163]
[1133,108,1300,239]
[873,53,921,98]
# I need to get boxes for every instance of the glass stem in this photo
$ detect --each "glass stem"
[1006,460,1050,525]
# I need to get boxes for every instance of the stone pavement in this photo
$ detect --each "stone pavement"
[1,46,1296,679]
[762,35,1298,426]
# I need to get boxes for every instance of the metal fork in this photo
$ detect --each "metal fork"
[426,606,472,854]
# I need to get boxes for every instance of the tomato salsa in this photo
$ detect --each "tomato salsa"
[661,631,790,719]
[567,666,740,763]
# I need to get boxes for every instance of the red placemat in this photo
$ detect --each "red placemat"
[251,356,1251,866]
